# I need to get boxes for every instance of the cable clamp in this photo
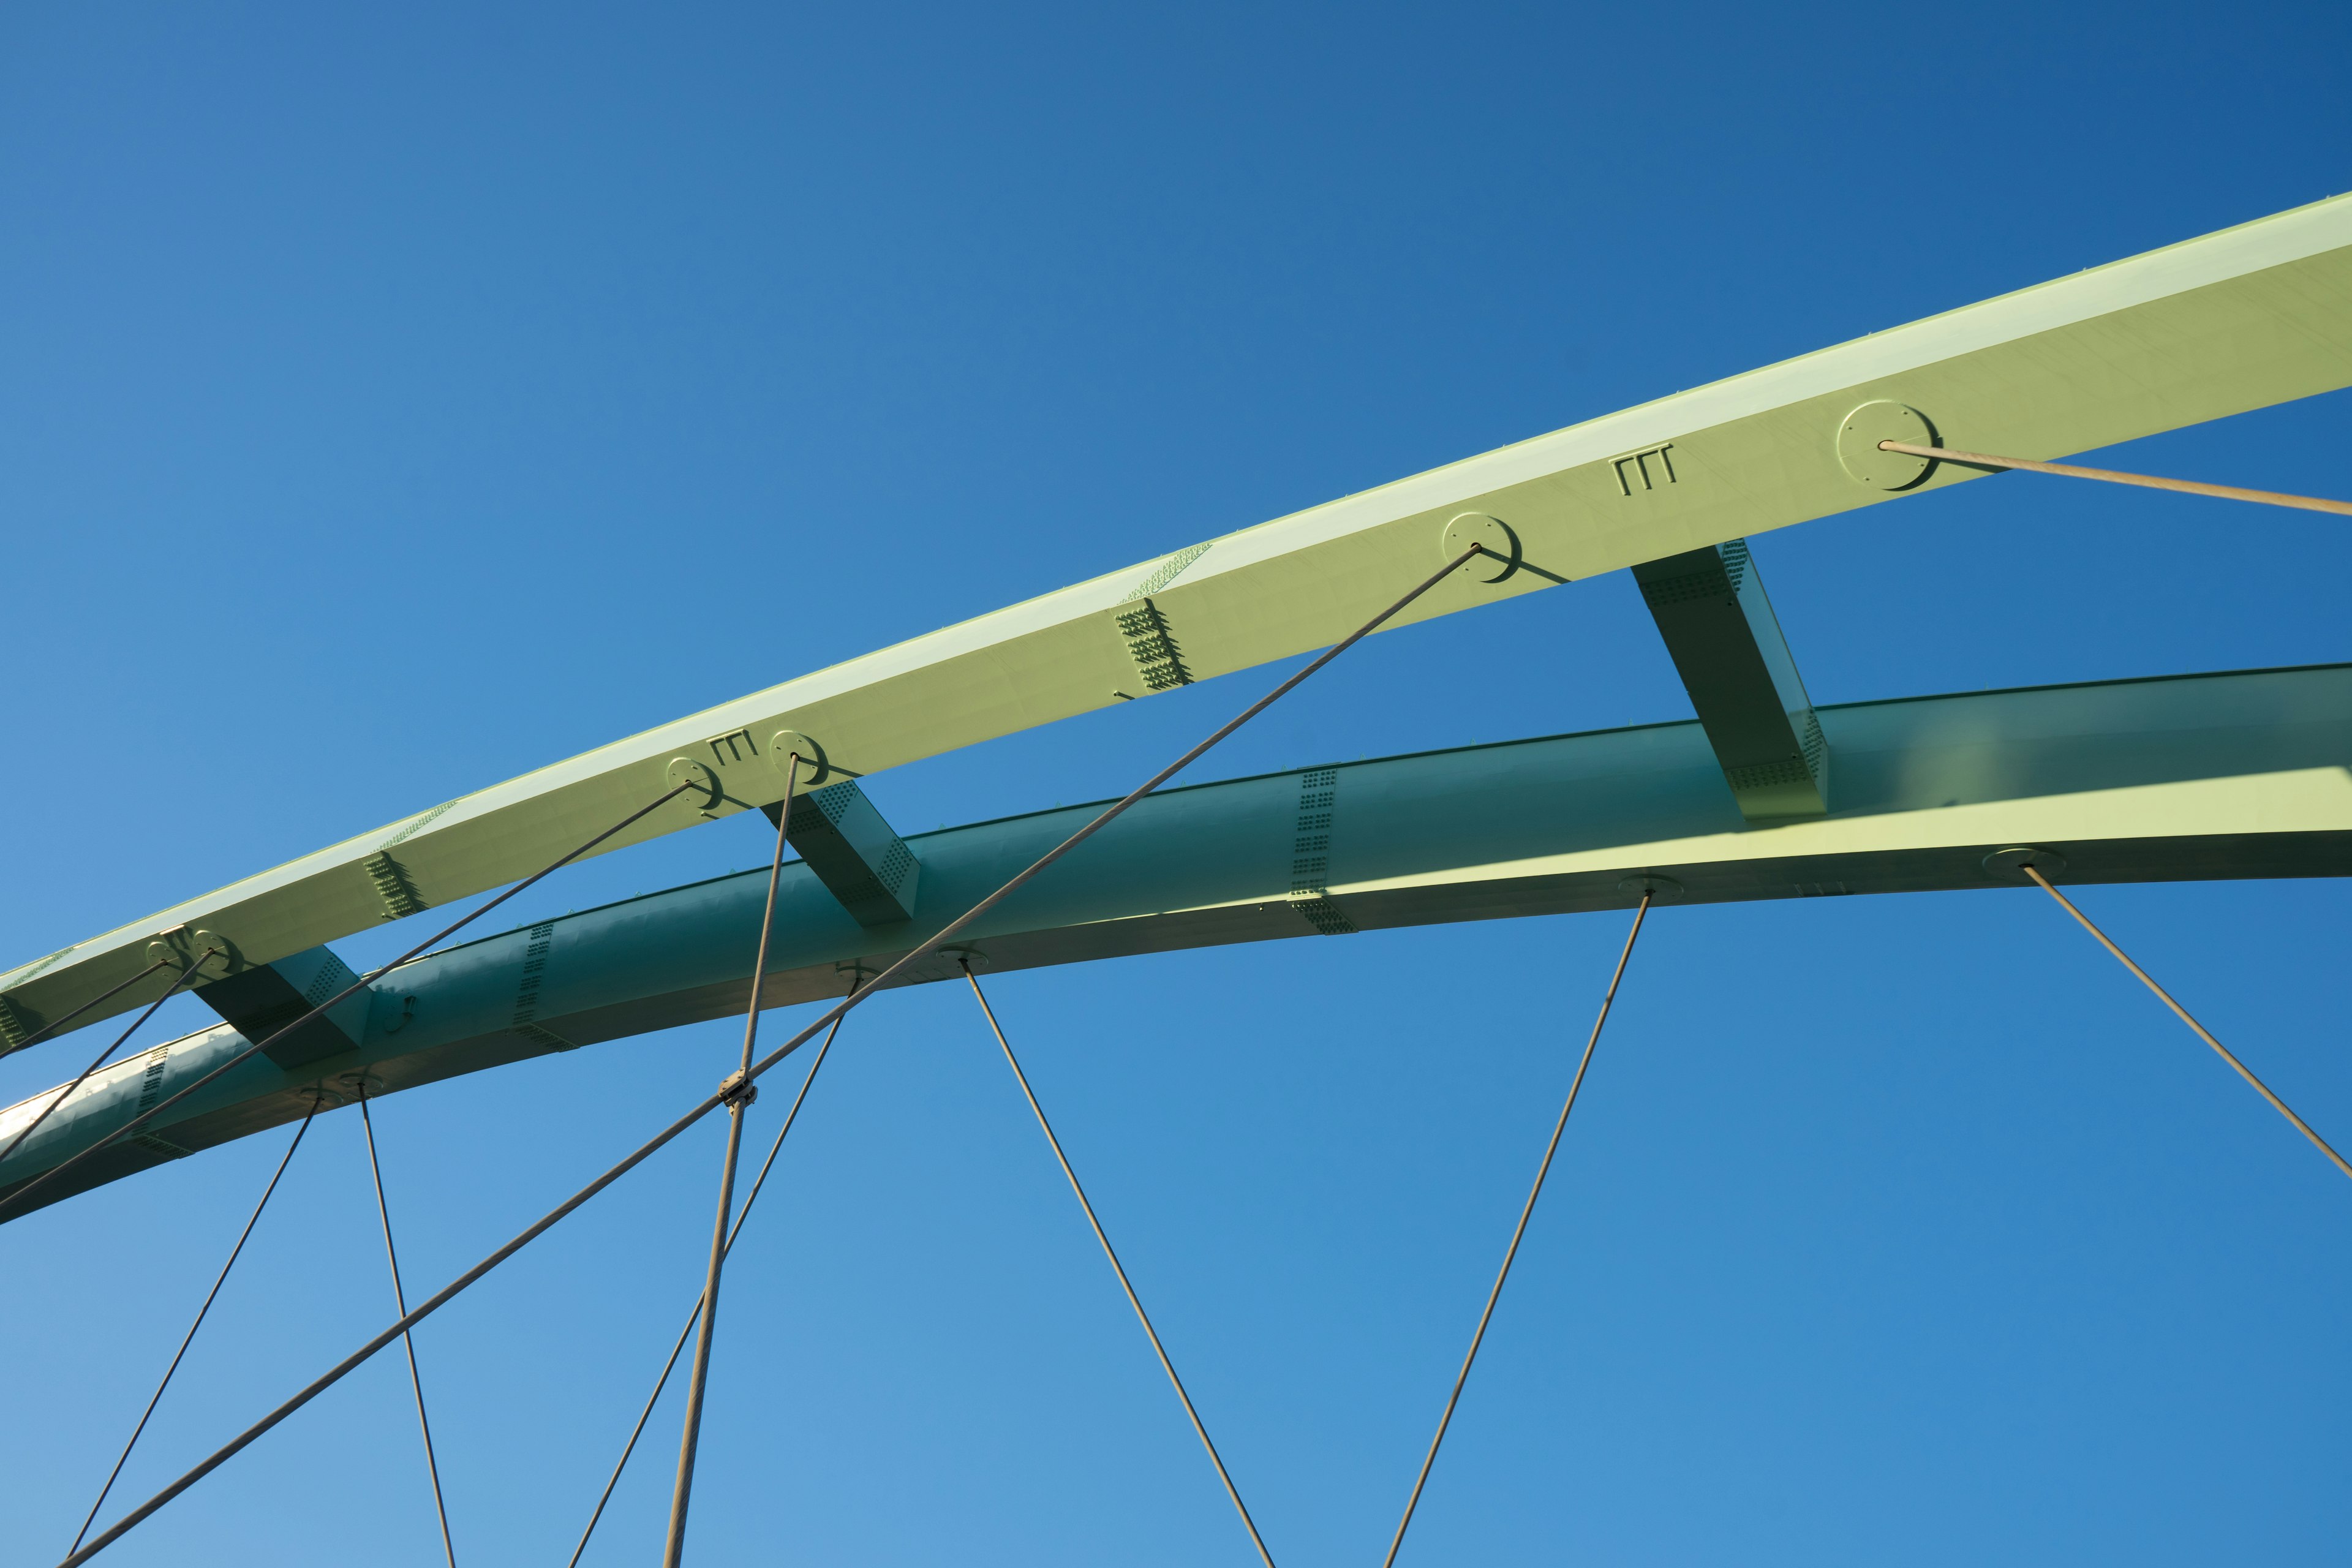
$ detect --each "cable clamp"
[717,1069,758,1109]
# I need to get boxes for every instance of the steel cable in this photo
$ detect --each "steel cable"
[360,1084,459,1568]
[1381,889,1653,1568]
[965,965,1280,1568]
[1877,439,2352,517]
[663,748,801,1567]
[66,1102,318,1555]
[1,950,215,1170]
[566,1010,845,1568]
[58,546,1480,1566]
[2022,865,2352,1183]
[2,781,696,1220]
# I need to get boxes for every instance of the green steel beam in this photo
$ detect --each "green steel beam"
[1634,539,1828,818]
[7,195,2352,1048]
[7,663,2346,1219]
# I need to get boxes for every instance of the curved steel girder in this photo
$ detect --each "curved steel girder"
[7,664,2348,1219]
[8,196,2352,1046]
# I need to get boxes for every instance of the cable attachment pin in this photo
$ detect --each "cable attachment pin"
[715,1069,758,1110]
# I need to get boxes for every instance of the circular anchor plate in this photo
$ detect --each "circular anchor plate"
[1441,513,1520,582]
[1836,401,1937,491]
[300,1069,387,1109]
[148,928,236,977]
[666,756,722,810]
[1618,874,1683,898]
[769,729,826,786]
[1983,846,2068,883]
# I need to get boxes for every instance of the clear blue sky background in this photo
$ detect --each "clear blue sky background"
[4,4,2350,1564]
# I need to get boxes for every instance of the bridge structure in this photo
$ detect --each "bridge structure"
[6,192,2349,1565]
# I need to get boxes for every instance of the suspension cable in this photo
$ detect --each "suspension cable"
[360,1084,459,1568]
[963,964,1279,1568]
[59,548,1479,1567]
[67,1102,318,1555]
[3,781,696,1220]
[1382,889,1653,1568]
[2,949,214,1169]
[1877,439,2352,518]
[2022,865,2352,1183]
[1,958,172,1063]
[662,748,801,1567]
[567,1010,845,1568]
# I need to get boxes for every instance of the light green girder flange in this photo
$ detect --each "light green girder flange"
[6,194,2351,1053]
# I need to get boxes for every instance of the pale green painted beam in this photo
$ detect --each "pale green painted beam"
[7,195,2352,1047]
[7,663,2346,1219]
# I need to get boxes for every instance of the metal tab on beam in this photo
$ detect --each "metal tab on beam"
[764,781,921,925]
[1634,540,1828,820]
[192,944,370,1070]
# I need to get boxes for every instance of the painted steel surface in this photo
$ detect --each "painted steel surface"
[7,195,2351,1046]
[7,664,2346,1219]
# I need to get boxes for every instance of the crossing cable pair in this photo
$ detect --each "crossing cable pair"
[0,948,216,1169]
[3,780,706,1222]
[0,957,173,1063]
[662,747,804,1567]
[55,545,1491,1567]
[66,1103,317,1556]
[567,1012,846,1568]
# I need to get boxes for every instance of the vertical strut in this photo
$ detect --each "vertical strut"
[964,964,1281,1568]
[2022,866,2352,1183]
[1382,891,1653,1568]
[361,1085,458,1568]
[662,750,802,1567]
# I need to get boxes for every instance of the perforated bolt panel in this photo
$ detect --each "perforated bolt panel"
[1636,538,1751,609]
[1286,767,1357,935]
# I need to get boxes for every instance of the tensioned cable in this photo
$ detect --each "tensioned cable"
[663,748,801,1568]
[567,1010,845,1568]
[1877,439,2352,518]
[1381,889,1653,1568]
[964,964,1279,1568]
[360,1084,459,1568]
[1,958,172,1063]
[67,1102,318,1555]
[1,949,214,1170]
[61,546,1483,1567]
[3,780,696,1220]
[2022,865,2352,1184]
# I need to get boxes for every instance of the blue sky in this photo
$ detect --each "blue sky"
[4,2,2349,1564]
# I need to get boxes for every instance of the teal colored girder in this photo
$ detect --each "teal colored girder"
[7,663,2347,1219]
